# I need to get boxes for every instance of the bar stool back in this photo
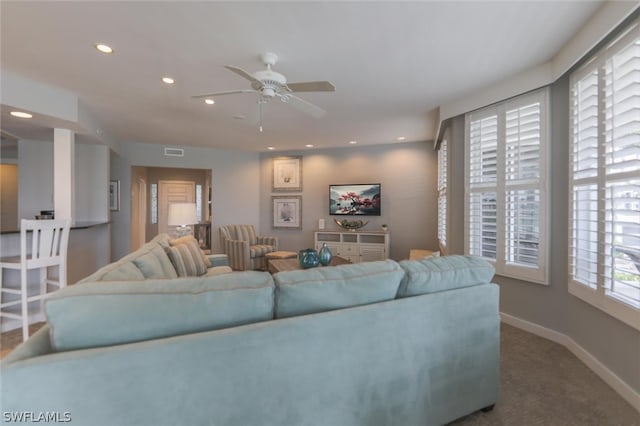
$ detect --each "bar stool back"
[0,219,71,341]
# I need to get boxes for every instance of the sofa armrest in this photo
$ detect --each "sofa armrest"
[223,239,251,270]
[257,235,278,250]
[206,254,229,267]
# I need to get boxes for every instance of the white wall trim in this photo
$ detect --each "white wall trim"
[500,312,640,413]
[436,2,639,128]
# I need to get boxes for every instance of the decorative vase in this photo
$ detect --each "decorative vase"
[299,249,320,269]
[319,243,333,266]
[334,219,368,231]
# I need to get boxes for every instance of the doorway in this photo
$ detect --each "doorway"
[129,166,211,251]
[158,180,195,235]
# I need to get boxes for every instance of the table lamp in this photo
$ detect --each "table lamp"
[167,203,197,238]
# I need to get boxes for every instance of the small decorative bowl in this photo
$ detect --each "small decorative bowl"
[334,218,368,231]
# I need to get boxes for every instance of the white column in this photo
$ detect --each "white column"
[54,128,75,224]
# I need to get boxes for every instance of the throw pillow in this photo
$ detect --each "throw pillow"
[170,235,212,267]
[166,240,208,277]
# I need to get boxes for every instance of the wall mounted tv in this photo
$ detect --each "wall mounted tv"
[329,183,381,216]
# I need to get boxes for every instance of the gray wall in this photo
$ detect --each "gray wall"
[110,142,260,261]
[259,141,438,261]
[446,76,640,394]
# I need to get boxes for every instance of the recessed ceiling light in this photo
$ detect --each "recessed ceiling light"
[396,136,406,141]
[10,111,32,119]
[349,140,357,144]
[95,43,113,54]
[205,99,215,105]
[162,77,175,84]
[267,147,276,151]
[305,144,314,148]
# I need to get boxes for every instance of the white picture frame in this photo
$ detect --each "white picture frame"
[272,156,302,191]
[272,195,302,229]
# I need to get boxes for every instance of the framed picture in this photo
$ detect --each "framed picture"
[272,156,302,191]
[109,180,120,211]
[272,196,302,229]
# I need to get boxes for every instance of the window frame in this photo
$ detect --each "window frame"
[568,20,640,330]
[464,88,550,285]
[437,128,449,253]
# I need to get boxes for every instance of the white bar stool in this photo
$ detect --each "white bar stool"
[0,219,71,342]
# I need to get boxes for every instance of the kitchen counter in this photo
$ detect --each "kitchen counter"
[0,220,109,235]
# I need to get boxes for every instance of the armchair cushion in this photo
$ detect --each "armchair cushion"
[250,245,275,259]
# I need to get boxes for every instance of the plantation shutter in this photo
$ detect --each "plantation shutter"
[569,20,639,328]
[504,98,543,269]
[468,112,498,260]
[604,29,640,307]
[466,89,548,283]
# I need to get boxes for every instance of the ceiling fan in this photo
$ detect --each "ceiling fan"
[193,52,335,131]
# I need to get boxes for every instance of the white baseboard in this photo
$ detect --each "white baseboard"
[500,312,640,413]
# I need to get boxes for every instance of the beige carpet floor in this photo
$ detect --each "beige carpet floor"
[2,322,638,425]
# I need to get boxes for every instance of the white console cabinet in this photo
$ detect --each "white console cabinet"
[314,230,390,263]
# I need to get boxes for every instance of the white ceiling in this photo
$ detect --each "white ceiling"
[0,1,604,152]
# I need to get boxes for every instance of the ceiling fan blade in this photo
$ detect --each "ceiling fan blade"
[224,65,263,86]
[286,81,335,92]
[281,94,327,118]
[192,89,257,99]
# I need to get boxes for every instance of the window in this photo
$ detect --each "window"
[150,183,158,224]
[437,130,448,251]
[196,184,202,222]
[569,20,640,329]
[465,89,548,284]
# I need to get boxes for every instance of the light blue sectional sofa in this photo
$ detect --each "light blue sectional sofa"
[1,234,500,426]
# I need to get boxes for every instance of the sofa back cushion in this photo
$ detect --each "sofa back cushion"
[273,260,404,318]
[77,234,177,283]
[45,271,275,351]
[397,255,495,297]
[132,244,177,279]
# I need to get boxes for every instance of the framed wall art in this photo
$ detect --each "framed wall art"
[272,195,302,229]
[109,180,120,211]
[272,156,302,191]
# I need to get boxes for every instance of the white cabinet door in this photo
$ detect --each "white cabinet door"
[360,245,386,262]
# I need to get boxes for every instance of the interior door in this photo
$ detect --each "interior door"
[158,180,196,235]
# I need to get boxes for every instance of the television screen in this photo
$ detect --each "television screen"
[329,183,381,216]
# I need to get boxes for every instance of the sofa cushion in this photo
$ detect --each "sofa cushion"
[100,261,145,281]
[250,244,275,258]
[133,250,170,279]
[44,271,275,352]
[397,255,495,297]
[206,266,233,276]
[166,240,208,277]
[77,234,176,283]
[273,260,404,318]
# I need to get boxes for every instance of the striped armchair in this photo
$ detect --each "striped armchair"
[218,225,279,271]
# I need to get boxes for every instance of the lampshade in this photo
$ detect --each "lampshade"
[167,203,197,226]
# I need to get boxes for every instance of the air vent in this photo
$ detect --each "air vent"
[164,147,184,157]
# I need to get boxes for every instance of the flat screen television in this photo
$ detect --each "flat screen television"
[329,183,381,216]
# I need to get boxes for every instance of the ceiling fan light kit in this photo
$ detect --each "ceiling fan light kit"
[193,51,335,131]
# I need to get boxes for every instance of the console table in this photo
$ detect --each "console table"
[314,230,390,263]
